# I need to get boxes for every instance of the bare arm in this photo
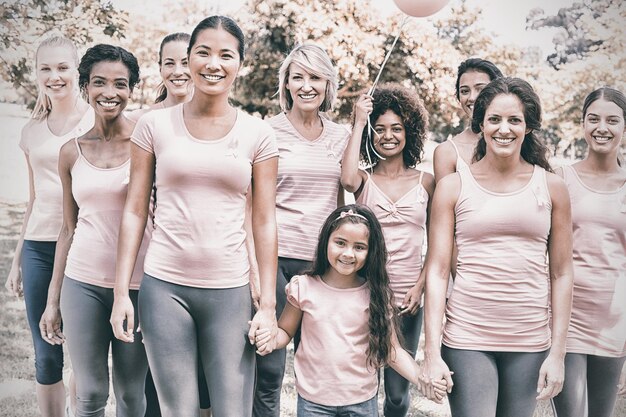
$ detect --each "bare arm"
[5,153,36,297]
[419,174,459,399]
[255,300,303,355]
[340,94,371,193]
[39,141,80,345]
[536,173,573,400]
[432,141,457,184]
[246,156,279,352]
[244,188,260,310]
[110,143,154,342]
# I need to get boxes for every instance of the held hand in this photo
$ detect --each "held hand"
[248,307,277,355]
[110,295,135,343]
[39,303,64,345]
[353,94,374,127]
[253,328,274,356]
[5,265,23,297]
[536,353,565,400]
[418,355,454,403]
[400,283,423,316]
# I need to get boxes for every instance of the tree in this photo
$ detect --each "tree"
[0,0,128,106]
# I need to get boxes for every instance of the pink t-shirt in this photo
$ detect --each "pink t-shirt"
[286,274,377,406]
[64,140,149,290]
[131,105,277,288]
[356,171,428,306]
[270,112,350,261]
[19,108,95,241]
[444,165,552,352]
[562,165,626,357]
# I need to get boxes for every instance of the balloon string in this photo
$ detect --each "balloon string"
[366,16,408,170]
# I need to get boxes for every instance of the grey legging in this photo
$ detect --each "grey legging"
[138,274,255,417]
[552,353,626,417]
[441,346,549,417]
[60,277,148,417]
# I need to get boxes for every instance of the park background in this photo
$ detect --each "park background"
[0,0,625,415]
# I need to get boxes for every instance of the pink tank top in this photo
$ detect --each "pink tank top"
[443,165,552,351]
[449,139,470,172]
[64,139,150,290]
[562,165,626,357]
[356,171,428,306]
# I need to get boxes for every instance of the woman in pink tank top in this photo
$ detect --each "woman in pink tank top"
[420,77,574,417]
[342,84,435,414]
[38,44,149,417]
[552,87,626,417]
[432,58,503,183]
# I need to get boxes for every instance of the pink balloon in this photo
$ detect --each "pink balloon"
[392,0,449,17]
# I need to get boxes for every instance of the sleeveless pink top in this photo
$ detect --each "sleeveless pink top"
[64,139,149,290]
[443,165,552,351]
[562,165,626,357]
[356,171,428,306]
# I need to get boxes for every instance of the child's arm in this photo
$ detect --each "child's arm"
[254,302,303,355]
[387,327,450,403]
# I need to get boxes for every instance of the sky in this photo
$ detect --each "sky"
[112,0,577,56]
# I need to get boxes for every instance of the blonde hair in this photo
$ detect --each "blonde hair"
[31,36,79,120]
[278,44,338,112]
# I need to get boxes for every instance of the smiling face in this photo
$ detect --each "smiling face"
[160,40,192,99]
[458,70,492,118]
[188,27,241,98]
[480,93,529,159]
[327,222,369,279]
[373,110,406,158]
[583,98,625,157]
[285,63,327,113]
[85,60,131,119]
[36,45,78,102]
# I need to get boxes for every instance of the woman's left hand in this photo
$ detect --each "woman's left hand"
[536,352,565,400]
[248,307,277,354]
[618,361,626,396]
[400,283,423,316]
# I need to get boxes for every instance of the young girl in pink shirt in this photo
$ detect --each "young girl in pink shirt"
[256,204,446,416]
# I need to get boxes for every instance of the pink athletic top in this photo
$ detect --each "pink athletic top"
[286,274,376,406]
[356,171,428,306]
[443,165,552,351]
[561,165,626,357]
[131,105,278,288]
[270,112,350,261]
[19,108,95,241]
[449,139,469,172]
[64,140,149,290]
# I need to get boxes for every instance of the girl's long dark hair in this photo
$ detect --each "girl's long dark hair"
[471,77,552,172]
[307,204,398,369]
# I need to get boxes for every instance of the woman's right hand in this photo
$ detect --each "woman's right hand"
[39,303,64,345]
[353,94,373,127]
[418,354,454,403]
[5,265,23,297]
[110,295,135,343]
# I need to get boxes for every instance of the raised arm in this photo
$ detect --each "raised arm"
[110,143,154,342]
[419,173,459,400]
[340,94,372,193]
[536,173,573,400]
[39,141,80,345]
[246,155,279,352]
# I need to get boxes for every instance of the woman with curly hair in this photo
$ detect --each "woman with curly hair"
[39,43,149,416]
[341,84,435,415]
[420,77,573,417]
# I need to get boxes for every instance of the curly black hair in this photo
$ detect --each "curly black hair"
[307,204,399,370]
[358,83,429,169]
[471,77,552,172]
[78,44,140,93]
